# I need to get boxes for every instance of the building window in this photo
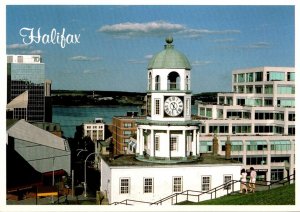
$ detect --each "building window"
[246,85,253,93]
[202,176,211,191]
[123,131,132,136]
[144,178,153,193]
[255,85,262,94]
[168,71,180,90]
[120,178,130,194]
[246,73,253,82]
[246,156,267,165]
[271,169,284,181]
[264,98,273,106]
[277,85,295,94]
[199,107,205,116]
[148,72,152,90]
[288,113,295,121]
[255,72,263,81]
[200,141,212,153]
[224,175,232,190]
[209,125,228,134]
[288,126,295,135]
[186,75,190,90]
[232,125,251,134]
[170,137,178,151]
[237,73,245,82]
[264,85,273,94]
[247,140,267,151]
[206,108,212,118]
[173,177,182,192]
[155,75,160,90]
[267,72,285,81]
[17,56,23,63]
[155,136,160,151]
[124,122,132,128]
[155,99,160,115]
[287,72,295,81]
[217,109,223,118]
[186,99,190,116]
[254,125,274,133]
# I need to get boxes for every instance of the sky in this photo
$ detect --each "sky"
[6,5,295,93]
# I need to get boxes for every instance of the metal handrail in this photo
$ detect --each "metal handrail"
[110,174,295,205]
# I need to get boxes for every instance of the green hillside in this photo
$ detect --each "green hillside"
[178,184,295,205]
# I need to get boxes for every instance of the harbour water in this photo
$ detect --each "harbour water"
[52,105,140,138]
[53,105,198,138]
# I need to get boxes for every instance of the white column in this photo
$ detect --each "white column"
[183,130,187,157]
[192,129,197,156]
[290,139,295,183]
[243,139,247,167]
[266,141,271,182]
[140,128,145,156]
[167,129,171,159]
[150,129,155,157]
[136,127,140,155]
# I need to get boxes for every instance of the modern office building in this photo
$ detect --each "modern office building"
[100,37,241,205]
[7,55,48,122]
[197,66,295,181]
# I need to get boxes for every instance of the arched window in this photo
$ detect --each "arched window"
[168,72,180,90]
[148,72,152,90]
[155,75,160,90]
[186,75,190,90]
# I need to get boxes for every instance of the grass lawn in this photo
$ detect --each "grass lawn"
[178,184,295,205]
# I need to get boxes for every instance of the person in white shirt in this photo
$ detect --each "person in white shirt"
[249,167,257,193]
[240,168,248,194]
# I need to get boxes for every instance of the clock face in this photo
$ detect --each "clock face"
[164,96,183,117]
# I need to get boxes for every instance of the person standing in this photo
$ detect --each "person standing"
[240,168,248,194]
[249,167,257,193]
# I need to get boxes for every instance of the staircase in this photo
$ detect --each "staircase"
[110,174,295,205]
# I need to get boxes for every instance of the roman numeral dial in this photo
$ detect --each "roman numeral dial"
[164,96,183,117]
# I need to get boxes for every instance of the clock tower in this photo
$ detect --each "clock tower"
[136,37,200,162]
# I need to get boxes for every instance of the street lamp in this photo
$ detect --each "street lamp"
[84,152,99,197]
[76,148,87,157]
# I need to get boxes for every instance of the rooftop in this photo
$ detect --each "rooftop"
[100,153,241,167]
[147,36,191,70]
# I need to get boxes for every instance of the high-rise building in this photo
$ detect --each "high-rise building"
[197,66,295,181]
[7,55,47,122]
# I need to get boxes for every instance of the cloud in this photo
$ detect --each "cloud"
[7,43,29,50]
[144,55,153,59]
[82,68,106,74]
[98,21,185,38]
[244,42,270,49]
[128,59,146,64]
[219,42,271,50]
[69,55,102,61]
[29,50,43,54]
[83,69,93,74]
[191,60,213,66]
[179,29,240,38]
[213,38,235,43]
[98,21,240,39]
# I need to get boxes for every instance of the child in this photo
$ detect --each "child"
[240,168,248,194]
[249,167,257,193]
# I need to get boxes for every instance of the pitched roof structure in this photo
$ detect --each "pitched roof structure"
[7,119,68,151]
[6,90,28,109]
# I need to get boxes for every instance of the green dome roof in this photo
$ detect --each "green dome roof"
[148,37,191,70]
